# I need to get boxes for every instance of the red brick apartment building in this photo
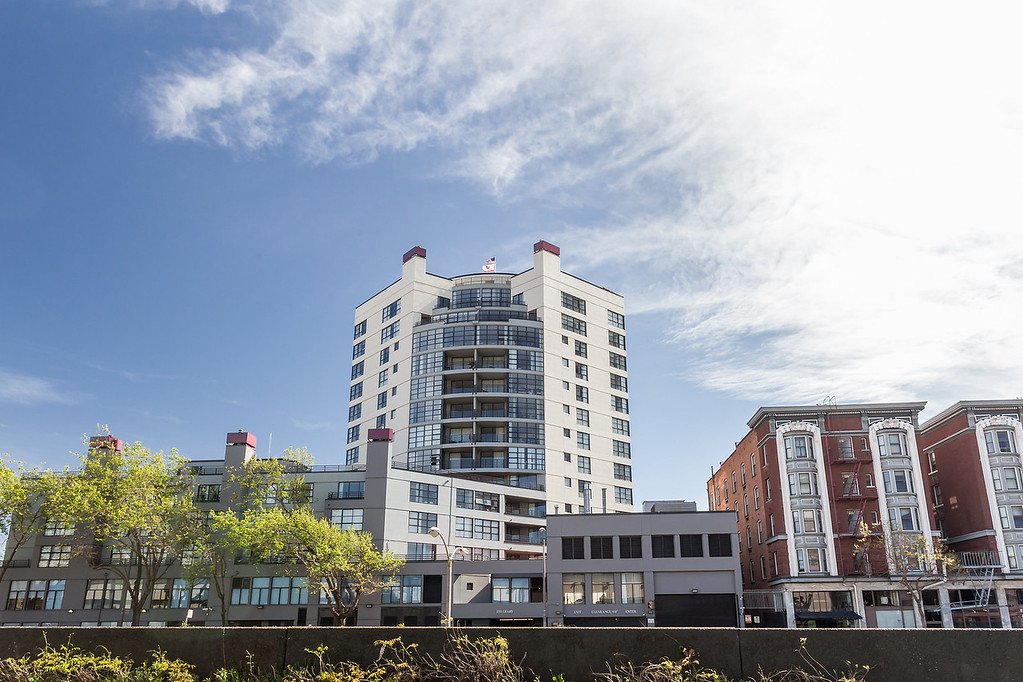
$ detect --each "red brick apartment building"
[709,400,1023,629]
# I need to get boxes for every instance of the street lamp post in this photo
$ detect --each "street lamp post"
[429,526,467,627]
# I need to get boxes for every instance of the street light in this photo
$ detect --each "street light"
[429,526,468,627]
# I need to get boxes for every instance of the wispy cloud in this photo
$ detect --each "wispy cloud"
[291,418,336,431]
[143,1,1023,409]
[0,369,76,406]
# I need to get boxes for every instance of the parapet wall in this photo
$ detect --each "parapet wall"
[0,627,1018,681]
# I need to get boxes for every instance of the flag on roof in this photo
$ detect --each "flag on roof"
[482,257,496,272]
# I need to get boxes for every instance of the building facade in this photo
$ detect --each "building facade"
[347,241,634,562]
[1,431,739,627]
[918,399,1023,628]
[709,400,1023,629]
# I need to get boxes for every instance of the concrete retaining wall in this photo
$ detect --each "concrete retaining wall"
[1,627,1019,681]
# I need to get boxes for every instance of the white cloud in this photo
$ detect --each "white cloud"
[0,369,75,406]
[144,1,1023,408]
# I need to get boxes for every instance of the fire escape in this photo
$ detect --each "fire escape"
[948,551,1000,609]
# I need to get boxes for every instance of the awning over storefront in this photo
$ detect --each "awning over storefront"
[795,610,863,620]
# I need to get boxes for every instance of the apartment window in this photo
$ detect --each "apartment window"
[679,534,703,557]
[456,489,499,512]
[354,320,367,338]
[986,429,1017,454]
[574,340,588,358]
[43,518,75,536]
[409,482,439,505]
[651,535,676,558]
[610,374,627,392]
[757,519,763,543]
[769,514,775,536]
[563,381,570,390]
[614,463,632,481]
[877,431,908,457]
[492,577,531,604]
[171,579,209,609]
[562,358,570,367]
[621,572,643,603]
[576,408,590,426]
[731,472,737,493]
[456,517,500,540]
[846,509,862,533]
[379,347,390,365]
[382,576,422,605]
[760,555,767,580]
[837,436,854,459]
[576,386,589,403]
[619,536,643,558]
[350,382,363,400]
[613,440,631,459]
[841,472,860,496]
[377,392,387,410]
[611,396,629,414]
[788,472,818,496]
[562,537,585,560]
[932,484,943,507]
[928,452,938,473]
[563,573,585,604]
[608,310,625,329]
[408,511,437,534]
[565,477,572,487]
[793,509,821,533]
[353,340,365,359]
[882,469,914,494]
[796,548,828,574]
[381,321,400,343]
[196,484,221,502]
[1006,467,1022,491]
[591,536,614,559]
[38,545,71,568]
[865,473,874,488]
[83,578,126,609]
[784,435,811,459]
[577,432,591,450]
[561,292,586,314]
[378,369,388,387]
[766,478,772,500]
[615,486,633,505]
[382,299,401,322]
[577,455,591,474]
[348,404,362,422]
[888,506,921,531]
[561,313,587,336]
[347,425,360,444]
[338,481,365,499]
[575,363,589,380]
[743,495,749,517]
[345,446,359,465]
[741,463,747,486]
[351,361,364,379]
[612,417,630,435]
[8,579,64,611]
[609,351,627,370]
[592,573,615,604]
[330,508,364,530]
[750,453,757,477]
[708,534,733,557]
[564,452,572,462]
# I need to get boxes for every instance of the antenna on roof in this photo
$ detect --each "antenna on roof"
[268,432,272,458]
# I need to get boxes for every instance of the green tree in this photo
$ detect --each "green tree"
[180,508,256,626]
[253,506,403,624]
[66,435,197,626]
[1,457,72,585]
[855,521,958,627]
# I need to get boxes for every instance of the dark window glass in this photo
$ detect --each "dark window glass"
[679,534,704,557]
[708,534,733,557]
[590,536,614,559]
[619,536,643,559]
[562,537,585,560]
[651,535,676,558]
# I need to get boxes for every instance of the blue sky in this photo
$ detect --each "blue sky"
[2,1,1022,508]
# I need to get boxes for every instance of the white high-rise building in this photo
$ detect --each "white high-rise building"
[348,241,634,561]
